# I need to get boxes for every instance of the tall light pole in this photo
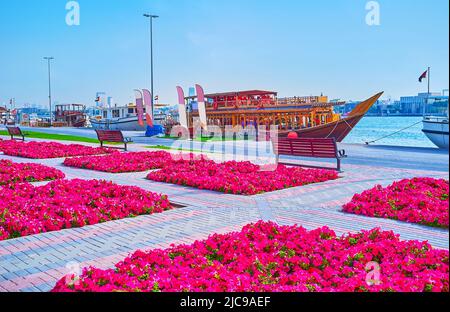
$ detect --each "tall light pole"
[143,14,159,118]
[43,56,54,126]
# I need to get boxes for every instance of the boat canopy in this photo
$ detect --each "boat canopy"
[185,90,278,100]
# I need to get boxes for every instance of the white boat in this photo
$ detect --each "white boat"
[89,104,167,131]
[422,116,449,150]
[422,93,449,150]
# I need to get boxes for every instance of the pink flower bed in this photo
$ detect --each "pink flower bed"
[63,151,173,173]
[0,179,172,241]
[0,159,65,185]
[52,221,449,292]
[343,178,449,228]
[0,140,115,159]
[147,158,339,195]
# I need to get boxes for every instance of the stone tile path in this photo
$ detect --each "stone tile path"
[0,138,448,292]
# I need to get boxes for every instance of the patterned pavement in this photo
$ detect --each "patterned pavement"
[0,137,448,292]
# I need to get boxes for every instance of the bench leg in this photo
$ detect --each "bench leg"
[100,141,104,148]
[124,142,128,152]
[337,158,341,172]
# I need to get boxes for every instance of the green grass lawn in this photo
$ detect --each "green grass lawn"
[0,130,124,145]
[163,135,251,142]
[146,145,214,154]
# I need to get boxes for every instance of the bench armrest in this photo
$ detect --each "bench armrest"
[338,149,347,158]
[124,137,133,143]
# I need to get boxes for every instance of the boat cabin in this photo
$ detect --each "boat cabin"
[55,104,86,127]
[185,90,342,131]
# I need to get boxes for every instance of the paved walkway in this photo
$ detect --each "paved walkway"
[0,136,448,292]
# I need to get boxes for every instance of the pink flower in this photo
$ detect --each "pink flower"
[0,179,172,241]
[343,178,449,228]
[147,159,339,195]
[63,151,172,173]
[63,150,338,195]
[51,221,450,293]
[0,140,115,159]
[0,159,65,185]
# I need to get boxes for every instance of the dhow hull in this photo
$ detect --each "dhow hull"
[278,92,384,142]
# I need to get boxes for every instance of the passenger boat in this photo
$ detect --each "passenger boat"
[184,89,383,142]
[55,104,87,127]
[422,116,449,149]
[416,68,449,149]
[278,92,384,141]
[89,104,167,131]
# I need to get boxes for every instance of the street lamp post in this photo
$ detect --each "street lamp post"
[143,14,159,119]
[43,56,54,126]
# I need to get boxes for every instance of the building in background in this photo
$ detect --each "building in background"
[334,91,449,117]
[395,92,443,116]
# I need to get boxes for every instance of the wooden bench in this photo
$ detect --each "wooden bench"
[95,130,132,151]
[272,137,347,172]
[6,126,25,141]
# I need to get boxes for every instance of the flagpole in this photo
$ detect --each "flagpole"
[423,67,431,116]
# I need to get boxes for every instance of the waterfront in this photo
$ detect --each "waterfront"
[2,116,439,149]
[343,116,436,148]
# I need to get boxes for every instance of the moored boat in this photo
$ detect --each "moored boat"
[278,92,384,142]
[89,104,167,131]
[417,67,449,149]
[55,104,87,128]
[422,116,449,150]
[181,87,383,142]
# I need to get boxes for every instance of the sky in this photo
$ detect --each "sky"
[0,0,448,108]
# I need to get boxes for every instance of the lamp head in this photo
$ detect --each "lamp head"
[143,14,159,18]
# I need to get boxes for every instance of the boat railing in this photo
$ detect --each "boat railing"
[277,97,319,105]
[423,116,449,123]
[210,98,337,109]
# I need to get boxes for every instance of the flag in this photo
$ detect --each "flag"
[195,84,208,131]
[419,70,427,83]
[133,89,145,127]
[176,86,188,129]
[142,89,154,127]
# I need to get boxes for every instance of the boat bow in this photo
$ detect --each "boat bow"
[279,92,384,142]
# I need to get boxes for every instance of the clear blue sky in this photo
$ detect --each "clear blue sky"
[0,0,448,108]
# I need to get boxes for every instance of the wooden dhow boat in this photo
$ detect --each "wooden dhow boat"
[178,85,383,142]
[278,92,384,141]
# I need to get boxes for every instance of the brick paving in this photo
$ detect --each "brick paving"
[0,137,448,292]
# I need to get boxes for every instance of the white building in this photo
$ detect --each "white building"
[397,92,442,115]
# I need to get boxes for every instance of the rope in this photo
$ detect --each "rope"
[325,120,340,139]
[365,120,423,145]
[326,118,354,141]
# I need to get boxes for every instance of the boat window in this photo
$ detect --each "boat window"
[128,108,134,114]
[112,110,120,118]
[103,111,108,119]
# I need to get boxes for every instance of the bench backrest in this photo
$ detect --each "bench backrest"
[7,127,22,136]
[95,130,125,143]
[272,137,338,159]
